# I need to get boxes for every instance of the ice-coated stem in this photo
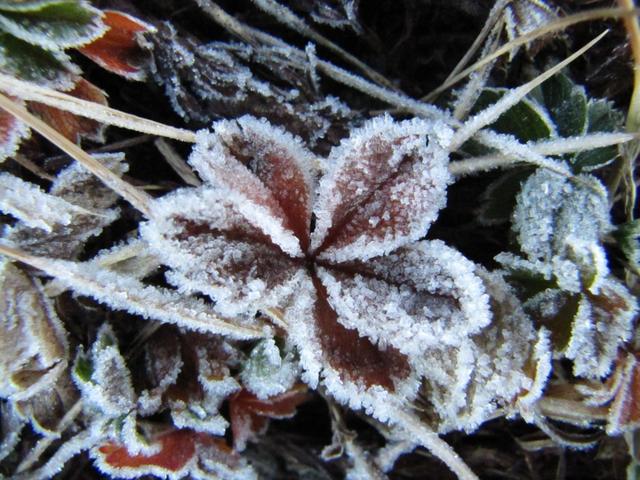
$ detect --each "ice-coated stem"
[392,409,479,480]
[0,244,266,340]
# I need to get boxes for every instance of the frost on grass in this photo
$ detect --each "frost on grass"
[0,261,68,401]
[498,168,637,379]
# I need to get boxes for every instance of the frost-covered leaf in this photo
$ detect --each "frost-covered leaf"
[565,279,637,379]
[28,78,108,143]
[471,89,554,142]
[0,33,78,88]
[0,172,90,232]
[5,153,126,259]
[613,220,640,273]
[0,401,24,462]
[476,168,532,226]
[504,0,558,58]
[606,351,640,434]
[0,97,30,162]
[79,10,154,81]
[525,277,636,379]
[512,169,611,271]
[72,323,135,417]
[0,0,105,51]
[418,268,550,433]
[0,261,68,400]
[166,335,240,436]
[241,338,300,400]
[311,116,452,263]
[93,429,256,480]
[573,99,624,172]
[536,72,588,138]
[229,385,309,451]
[141,186,304,317]
[189,116,315,253]
[14,372,77,434]
[143,23,352,149]
[287,240,492,422]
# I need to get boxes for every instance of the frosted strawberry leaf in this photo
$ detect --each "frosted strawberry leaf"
[311,115,452,263]
[79,10,154,81]
[0,0,106,51]
[418,268,550,433]
[191,116,315,251]
[141,186,304,317]
[0,33,78,88]
[286,240,492,422]
[189,116,314,255]
[0,261,68,400]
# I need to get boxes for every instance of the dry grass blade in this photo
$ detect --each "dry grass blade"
[423,7,640,102]
[0,74,197,143]
[450,30,609,150]
[249,0,398,90]
[0,92,153,216]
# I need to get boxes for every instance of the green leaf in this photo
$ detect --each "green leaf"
[471,88,554,142]
[0,0,73,12]
[613,220,640,272]
[539,73,588,138]
[572,99,624,173]
[0,0,105,51]
[0,33,77,87]
[476,168,533,225]
[73,353,93,383]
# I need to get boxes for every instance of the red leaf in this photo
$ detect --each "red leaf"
[28,79,107,144]
[97,430,197,472]
[229,385,309,450]
[79,10,153,80]
[312,274,411,391]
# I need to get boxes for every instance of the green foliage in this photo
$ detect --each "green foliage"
[0,0,105,87]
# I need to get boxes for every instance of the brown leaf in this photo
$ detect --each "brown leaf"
[28,78,107,144]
